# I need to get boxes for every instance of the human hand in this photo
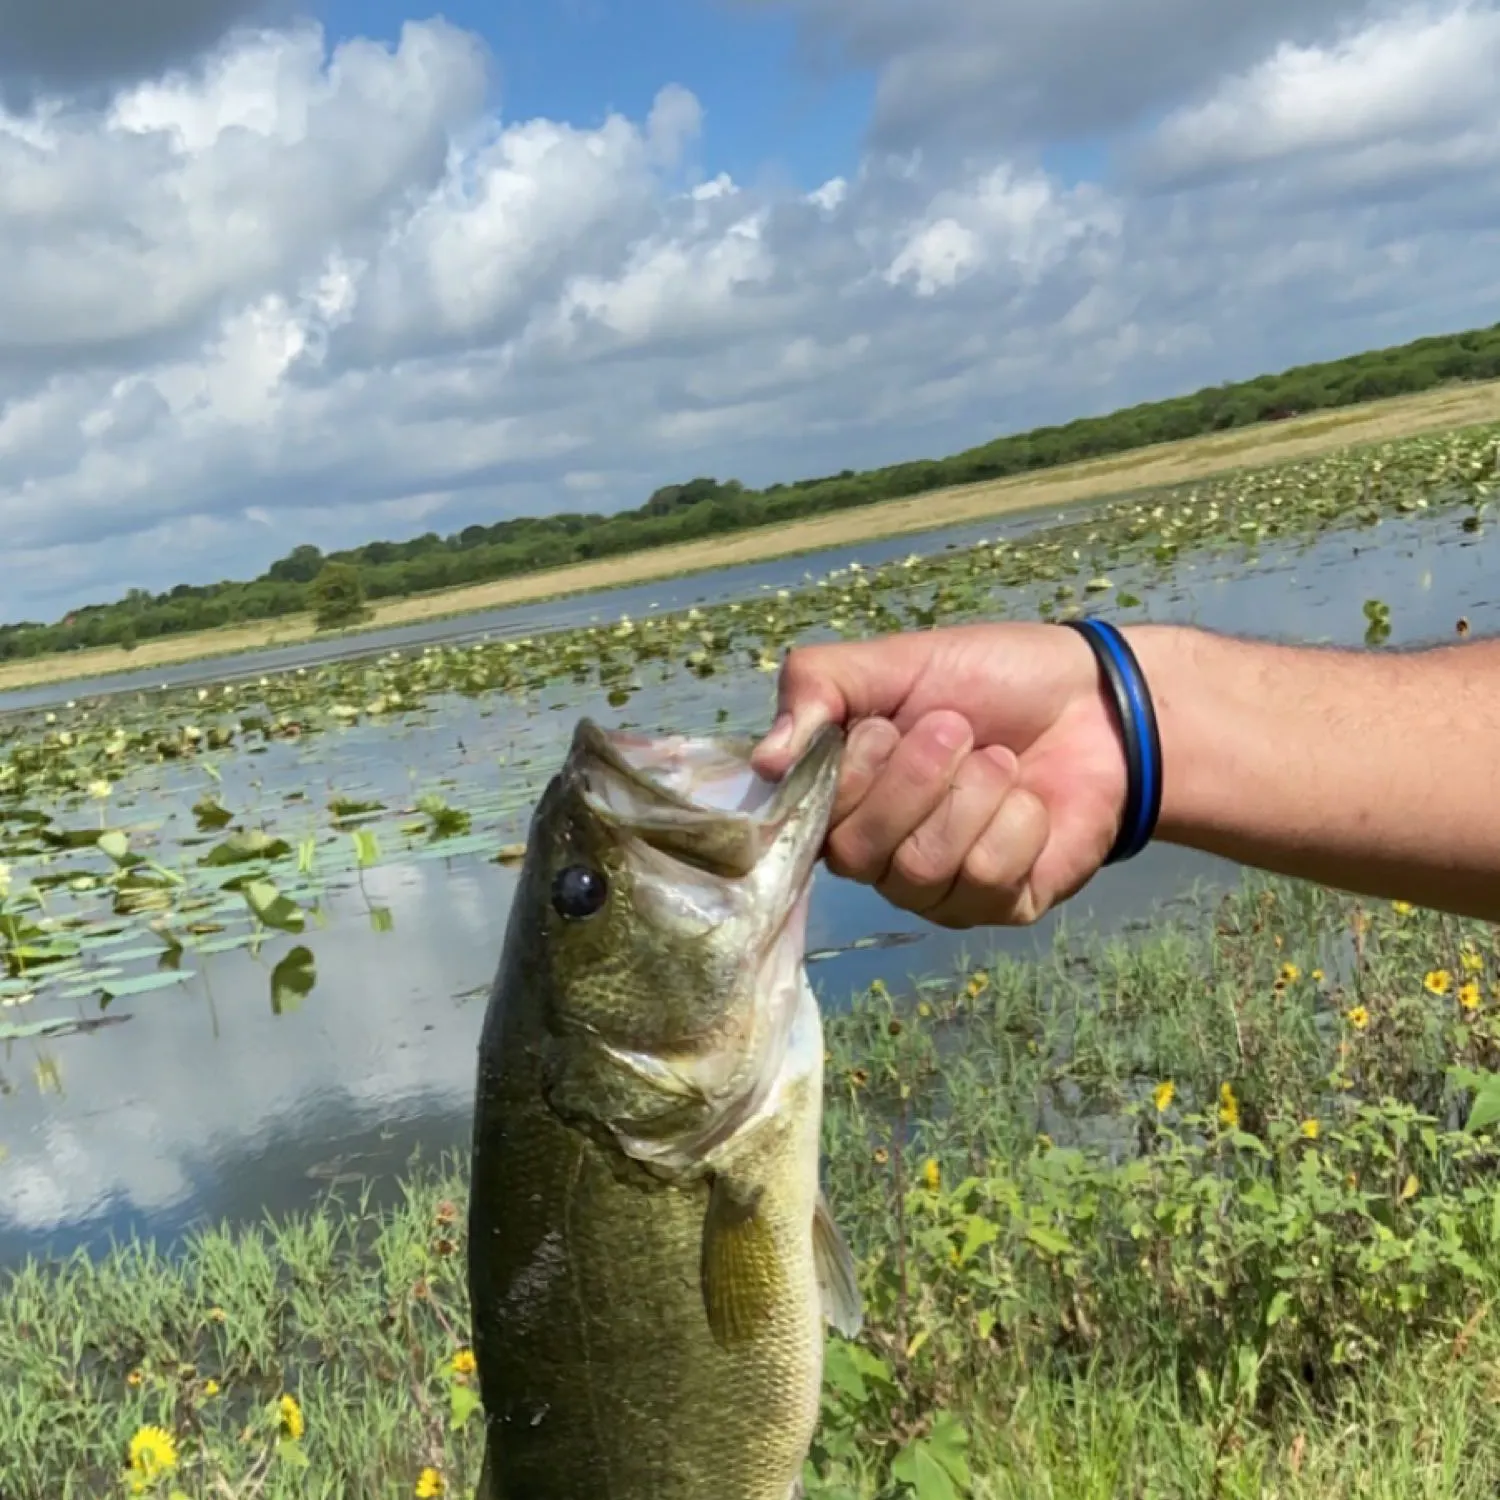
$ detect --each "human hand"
[751,622,1158,927]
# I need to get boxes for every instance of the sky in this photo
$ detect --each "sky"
[3,0,1500,623]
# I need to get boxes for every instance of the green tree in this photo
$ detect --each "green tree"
[309,562,368,631]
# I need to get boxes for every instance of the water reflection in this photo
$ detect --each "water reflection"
[0,508,1494,1265]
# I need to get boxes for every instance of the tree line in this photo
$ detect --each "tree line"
[7,320,1500,661]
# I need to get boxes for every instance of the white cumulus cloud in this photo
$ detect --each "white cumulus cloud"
[2,3,1500,621]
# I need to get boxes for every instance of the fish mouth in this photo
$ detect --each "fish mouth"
[565,718,843,881]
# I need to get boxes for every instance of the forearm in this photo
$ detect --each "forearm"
[1126,624,1500,921]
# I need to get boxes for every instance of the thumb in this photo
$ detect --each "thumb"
[751,698,833,778]
[750,635,927,776]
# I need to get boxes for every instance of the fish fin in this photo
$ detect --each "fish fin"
[701,1173,785,1350]
[600,1043,707,1101]
[813,1190,864,1337]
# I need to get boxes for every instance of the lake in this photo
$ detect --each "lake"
[0,495,1491,1268]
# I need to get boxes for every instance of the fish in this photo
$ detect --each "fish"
[467,717,863,1500]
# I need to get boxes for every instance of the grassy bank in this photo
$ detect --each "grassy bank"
[11,876,1500,1498]
[6,375,1500,695]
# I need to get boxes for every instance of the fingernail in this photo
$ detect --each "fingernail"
[759,713,792,752]
[929,714,971,755]
[752,713,794,771]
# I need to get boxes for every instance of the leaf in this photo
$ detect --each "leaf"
[1024,1223,1072,1256]
[0,1015,94,1041]
[892,1441,960,1500]
[329,797,385,821]
[270,946,317,1015]
[97,970,194,999]
[821,1338,868,1401]
[201,831,292,867]
[245,880,306,933]
[352,829,380,868]
[449,1382,482,1431]
[925,1411,971,1487]
[1266,1290,1293,1328]
[192,797,233,831]
[96,830,133,865]
[1465,1077,1500,1132]
[958,1214,999,1265]
[274,1438,310,1470]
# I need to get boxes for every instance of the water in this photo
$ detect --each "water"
[0,506,1492,1267]
[0,505,1074,716]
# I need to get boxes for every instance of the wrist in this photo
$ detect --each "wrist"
[1064,618,1170,864]
[1117,623,1221,849]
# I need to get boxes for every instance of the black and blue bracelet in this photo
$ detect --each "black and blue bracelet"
[1060,617,1163,865]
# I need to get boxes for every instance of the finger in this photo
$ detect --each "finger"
[877,745,1020,915]
[927,781,1051,929]
[825,710,973,885]
[830,717,902,828]
[751,634,935,777]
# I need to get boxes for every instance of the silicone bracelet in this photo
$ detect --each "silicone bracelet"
[1060,617,1163,864]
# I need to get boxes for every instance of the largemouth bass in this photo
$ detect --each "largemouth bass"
[467,718,863,1500]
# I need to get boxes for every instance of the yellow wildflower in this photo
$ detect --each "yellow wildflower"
[1346,1004,1370,1031]
[1461,947,1485,973]
[1424,969,1453,996]
[128,1425,178,1478]
[1300,1119,1320,1140]
[1217,1082,1240,1130]
[450,1349,477,1378]
[1459,981,1482,1011]
[872,1147,889,1166]
[922,1158,941,1191]
[415,1468,445,1498]
[1279,963,1301,984]
[206,1306,226,1323]
[1152,1080,1176,1113]
[1311,968,1325,983]
[126,1368,144,1388]
[1391,900,1413,916]
[203,1378,221,1397]
[278,1392,304,1440]
[88,778,113,800]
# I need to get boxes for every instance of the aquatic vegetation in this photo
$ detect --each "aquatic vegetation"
[0,420,1494,1049]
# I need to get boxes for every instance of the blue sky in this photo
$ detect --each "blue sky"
[314,0,875,191]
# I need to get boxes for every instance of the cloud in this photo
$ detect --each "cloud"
[1143,2,1500,187]
[0,0,271,95]
[745,0,1382,148]
[5,5,1500,621]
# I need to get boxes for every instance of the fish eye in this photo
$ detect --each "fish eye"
[551,864,609,920]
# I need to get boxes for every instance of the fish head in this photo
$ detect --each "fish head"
[508,716,841,1165]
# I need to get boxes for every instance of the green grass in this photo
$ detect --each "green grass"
[10,876,1500,1498]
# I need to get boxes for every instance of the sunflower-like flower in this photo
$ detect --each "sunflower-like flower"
[128,1425,178,1478]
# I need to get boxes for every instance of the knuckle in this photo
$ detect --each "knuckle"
[827,824,881,881]
[890,835,950,892]
[962,843,1019,896]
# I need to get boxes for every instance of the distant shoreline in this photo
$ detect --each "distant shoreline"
[5,375,1499,695]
